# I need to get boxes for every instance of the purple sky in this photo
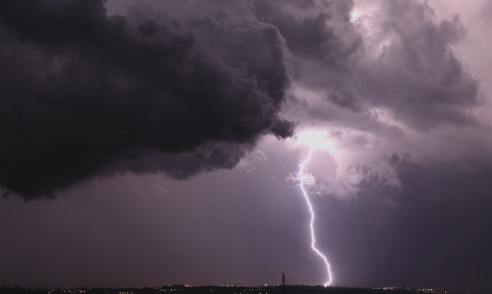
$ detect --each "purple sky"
[1,0,492,292]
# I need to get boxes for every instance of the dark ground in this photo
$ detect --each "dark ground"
[0,285,464,294]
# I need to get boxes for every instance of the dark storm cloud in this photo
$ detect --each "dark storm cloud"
[0,0,293,198]
[0,0,482,200]
[254,0,365,111]
[254,0,361,67]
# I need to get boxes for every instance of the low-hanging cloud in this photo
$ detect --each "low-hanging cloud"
[0,0,294,199]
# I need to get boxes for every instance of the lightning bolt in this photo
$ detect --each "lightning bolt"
[298,147,333,287]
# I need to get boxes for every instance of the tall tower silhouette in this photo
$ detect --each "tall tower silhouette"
[281,271,286,294]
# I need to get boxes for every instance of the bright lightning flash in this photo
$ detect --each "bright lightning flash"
[297,130,334,287]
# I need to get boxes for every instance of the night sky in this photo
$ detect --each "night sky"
[1,0,492,292]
